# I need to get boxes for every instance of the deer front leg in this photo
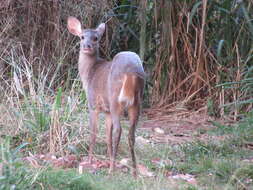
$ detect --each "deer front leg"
[88,109,98,163]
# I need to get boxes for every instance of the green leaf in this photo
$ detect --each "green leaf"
[241,2,253,38]
[217,40,225,58]
[13,142,29,155]
[54,87,62,110]
[189,1,202,26]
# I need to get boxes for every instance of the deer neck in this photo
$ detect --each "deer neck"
[78,52,99,91]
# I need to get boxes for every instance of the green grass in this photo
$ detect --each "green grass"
[1,166,100,190]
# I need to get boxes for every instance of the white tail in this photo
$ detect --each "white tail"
[67,16,145,177]
[118,74,136,107]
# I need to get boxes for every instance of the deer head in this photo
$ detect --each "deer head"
[67,16,105,56]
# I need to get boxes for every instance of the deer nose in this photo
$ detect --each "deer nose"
[83,43,92,49]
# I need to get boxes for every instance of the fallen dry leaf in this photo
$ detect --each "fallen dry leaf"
[137,164,155,177]
[242,157,253,163]
[24,153,79,169]
[79,161,94,174]
[97,160,110,168]
[120,158,131,166]
[136,136,151,145]
[116,159,129,172]
[154,127,165,134]
[51,155,78,168]
[52,157,65,168]
[172,173,193,180]
[23,156,41,168]
[151,158,172,168]
[66,155,77,162]
[164,170,174,177]
[245,178,253,184]
[170,174,197,185]
[63,155,78,167]
[92,160,110,169]
[37,153,57,161]
[78,158,111,174]
[188,178,198,185]
[245,143,253,150]
[121,166,129,173]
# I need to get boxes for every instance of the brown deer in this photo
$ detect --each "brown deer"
[67,17,145,176]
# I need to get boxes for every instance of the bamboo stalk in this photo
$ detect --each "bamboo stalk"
[191,0,207,93]
[139,0,147,61]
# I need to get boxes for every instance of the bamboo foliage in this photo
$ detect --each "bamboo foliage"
[148,0,252,119]
[150,1,214,109]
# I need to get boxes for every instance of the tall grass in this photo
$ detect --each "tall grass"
[0,43,90,156]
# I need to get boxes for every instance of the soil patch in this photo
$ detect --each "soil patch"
[140,107,230,144]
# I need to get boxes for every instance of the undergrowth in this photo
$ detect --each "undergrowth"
[1,109,253,189]
[0,56,252,188]
[0,54,252,189]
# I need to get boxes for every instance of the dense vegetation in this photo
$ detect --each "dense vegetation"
[0,0,252,189]
[0,0,252,116]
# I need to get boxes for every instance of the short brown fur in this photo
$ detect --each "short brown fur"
[67,17,145,177]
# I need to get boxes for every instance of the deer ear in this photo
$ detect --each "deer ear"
[96,23,105,37]
[67,16,82,36]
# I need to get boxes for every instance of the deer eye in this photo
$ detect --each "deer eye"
[93,36,98,42]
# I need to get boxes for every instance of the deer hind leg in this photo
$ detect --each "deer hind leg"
[109,102,122,173]
[128,103,140,177]
[105,113,113,161]
[88,110,98,163]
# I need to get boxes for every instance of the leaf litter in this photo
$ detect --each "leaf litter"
[22,107,230,185]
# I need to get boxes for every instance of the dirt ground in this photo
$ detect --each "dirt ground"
[21,106,235,179]
[139,106,231,145]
